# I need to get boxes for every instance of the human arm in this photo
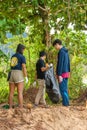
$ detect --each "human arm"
[22,63,27,77]
[22,63,28,83]
[56,51,64,83]
[41,63,49,72]
[57,51,64,76]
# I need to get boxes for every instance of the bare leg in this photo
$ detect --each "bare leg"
[16,82,24,108]
[8,83,15,108]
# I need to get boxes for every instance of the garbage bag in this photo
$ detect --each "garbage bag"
[45,66,60,103]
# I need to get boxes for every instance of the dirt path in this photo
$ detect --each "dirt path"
[0,105,87,130]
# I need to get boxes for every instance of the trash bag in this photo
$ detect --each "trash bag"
[45,66,60,103]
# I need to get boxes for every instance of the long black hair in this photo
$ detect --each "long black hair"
[16,44,25,54]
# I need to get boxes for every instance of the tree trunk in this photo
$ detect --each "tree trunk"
[38,3,51,47]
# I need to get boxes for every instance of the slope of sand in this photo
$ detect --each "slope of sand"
[0,105,87,130]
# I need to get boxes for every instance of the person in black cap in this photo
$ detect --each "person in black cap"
[35,51,49,107]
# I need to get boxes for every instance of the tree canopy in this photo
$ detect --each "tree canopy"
[0,0,87,45]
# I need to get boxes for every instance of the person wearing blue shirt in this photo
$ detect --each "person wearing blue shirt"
[8,44,28,109]
[53,39,70,106]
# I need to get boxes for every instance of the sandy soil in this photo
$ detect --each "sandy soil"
[0,105,87,130]
[0,87,87,130]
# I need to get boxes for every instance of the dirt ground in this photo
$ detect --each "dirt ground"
[0,105,87,130]
[0,87,87,130]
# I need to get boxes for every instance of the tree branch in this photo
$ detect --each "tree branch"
[38,5,49,13]
[54,4,87,15]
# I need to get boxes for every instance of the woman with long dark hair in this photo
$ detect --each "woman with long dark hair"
[8,44,28,108]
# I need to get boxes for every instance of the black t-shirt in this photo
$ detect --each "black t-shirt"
[36,59,46,79]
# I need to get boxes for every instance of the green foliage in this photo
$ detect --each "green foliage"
[0,0,87,43]
[69,59,84,98]
[0,77,9,103]
[0,30,87,103]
